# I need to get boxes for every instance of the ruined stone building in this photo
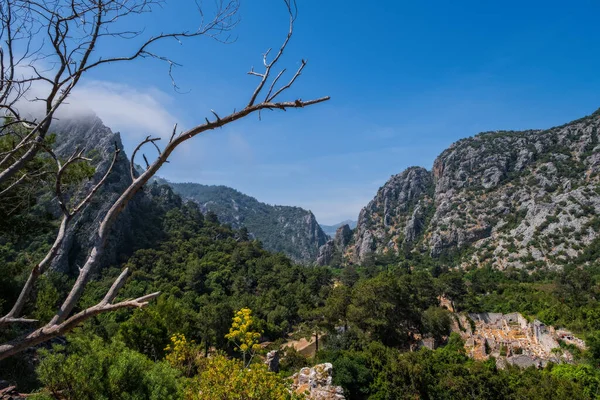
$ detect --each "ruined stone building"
[454,312,585,368]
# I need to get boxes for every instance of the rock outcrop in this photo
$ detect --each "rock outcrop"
[291,363,345,400]
[48,114,133,274]
[351,167,434,262]
[47,114,183,275]
[265,350,280,373]
[320,220,357,237]
[348,108,600,269]
[316,240,336,266]
[317,224,353,266]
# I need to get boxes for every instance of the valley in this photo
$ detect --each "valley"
[2,110,600,400]
[2,1,600,397]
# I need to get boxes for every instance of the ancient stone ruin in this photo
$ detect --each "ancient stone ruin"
[291,363,345,400]
[454,312,586,368]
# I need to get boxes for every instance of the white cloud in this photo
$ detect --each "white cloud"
[11,68,181,143]
[67,81,180,140]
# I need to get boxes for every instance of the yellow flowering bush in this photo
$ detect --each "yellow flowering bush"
[164,333,201,377]
[186,355,305,400]
[224,308,262,366]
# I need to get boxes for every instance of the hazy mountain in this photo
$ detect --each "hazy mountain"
[320,220,357,236]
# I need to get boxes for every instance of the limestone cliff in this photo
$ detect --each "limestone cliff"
[317,223,353,266]
[48,114,181,274]
[349,108,600,269]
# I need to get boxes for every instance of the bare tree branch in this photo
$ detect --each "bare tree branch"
[0,0,329,361]
[0,145,120,327]
[0,0,241,185]
[0,267,160,360]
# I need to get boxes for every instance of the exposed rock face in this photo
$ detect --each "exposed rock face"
[265,350,280,373]
[334,224,352,249]
[291,363,345,400]
[166,182,329,264]
[350,109,600,269]
[48,114,182,274]
[351,167,434,263]
[316,240,336,266]
[317,224,353,266]
[320,220,357,237]
[49,114,133,274]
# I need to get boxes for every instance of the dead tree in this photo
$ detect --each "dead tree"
[0,0,329,360]
[0,0,239,187]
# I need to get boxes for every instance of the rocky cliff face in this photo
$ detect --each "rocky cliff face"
[166,182,329,264]
[317,224,353,266]
[350,167,434,262]
[49,114,133,274]
[48,114,181,274]
[320,220,357,237]
[350,108,600,269]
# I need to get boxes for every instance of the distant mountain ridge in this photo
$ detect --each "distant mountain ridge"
[318,108,600,269]
[165,181,328,263]
[320,220,357,237]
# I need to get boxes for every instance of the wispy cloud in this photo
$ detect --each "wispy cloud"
[68,81,181,140]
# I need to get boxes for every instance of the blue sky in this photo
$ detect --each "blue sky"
[71,0,600,224]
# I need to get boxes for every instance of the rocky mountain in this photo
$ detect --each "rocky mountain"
[335,108,600,269]
[34,114,326,269]
[165,182,329,263]
[47,114,183,274]
[316,223,353,266]
[320,220,357,237]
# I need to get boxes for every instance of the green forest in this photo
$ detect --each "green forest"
[2,1,600,399]
[1,178,599,398]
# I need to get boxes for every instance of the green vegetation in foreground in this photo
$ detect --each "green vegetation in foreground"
[1,184,600,398]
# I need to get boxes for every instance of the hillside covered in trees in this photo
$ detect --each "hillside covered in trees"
[0,115,599,399]
[164,181,329,264]
[2,0,600,398]
[2,171,600,398]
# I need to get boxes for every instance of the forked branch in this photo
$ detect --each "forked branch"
[0,0,241,186]
[0,146,120,327]
[0,268,160,360]
[0,0,329,361]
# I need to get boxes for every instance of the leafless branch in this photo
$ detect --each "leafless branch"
[0,145,120,327]
[0,267,160,360]
[247,0,296,107]
[0,0,329,361]
[0,0,241,185]
[130,136,160,180]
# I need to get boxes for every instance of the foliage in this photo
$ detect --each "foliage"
[165,334,203,377]
[225,308,262,366]
[34,334,182,400]
[167,181,327,262]
[317,333,600,400]
[186,355,304,400]
[3,146,600,398]
[421,306,452,343]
